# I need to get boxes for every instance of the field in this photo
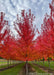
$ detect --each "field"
[0,60,54,75]
[0,63,25,75]
[35,61,54,69]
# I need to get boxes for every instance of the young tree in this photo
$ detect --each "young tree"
[35,0,54,67]
[14,10,37,61]
[0,12,8,42]
[0,12,9,58]
[14,9,37,75]
[41,0,54,60]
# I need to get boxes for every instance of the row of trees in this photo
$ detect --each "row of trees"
[0,0,54,62]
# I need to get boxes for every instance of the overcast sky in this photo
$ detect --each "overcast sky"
[0,0,51,36]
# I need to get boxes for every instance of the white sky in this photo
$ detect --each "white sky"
[0,0,51,37]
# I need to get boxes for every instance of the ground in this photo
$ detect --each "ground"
[0,59,54,75]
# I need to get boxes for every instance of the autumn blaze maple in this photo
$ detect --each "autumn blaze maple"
[0,0,54,62]
[0,12,10,58]
[35,0,54,61]
[0,12,9,42]
[13,9,37,61]
[0,10,37,61]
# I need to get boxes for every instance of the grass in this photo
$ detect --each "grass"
[0,62,7,64]
[0,63,25,75]
[35,61,54,69]
[0,63,15,69]
[30,63,45,73]
[30,63,51,75]
[0,59,21,69]
[0,61,53,75]
[0,59,20,65]
[0,61,18,69]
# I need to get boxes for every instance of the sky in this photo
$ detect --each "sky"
[0,0,51,36]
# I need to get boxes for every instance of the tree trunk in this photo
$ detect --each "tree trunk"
[43,57,44,64]
[7,60,9,67]
[10,60,11,65]
[48,60,50,69]
[26,61,28,75]
[43,60,44,64]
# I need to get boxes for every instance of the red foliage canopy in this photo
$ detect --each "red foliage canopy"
[0,0,54,61]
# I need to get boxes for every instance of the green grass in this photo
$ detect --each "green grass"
[30,63,45,73]
[35,61,54,69]
[0,63,15,69]
[0,64,9,68]
[0,62,18,69]
[0,63,25,75]
[0,60,20,69]
[0,61,19,65]
[0,62,7,64]
[30,63,51,75]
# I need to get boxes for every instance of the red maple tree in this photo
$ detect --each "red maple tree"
[0,12,10,58]
[13,9,37,61]
[35,0,54,61]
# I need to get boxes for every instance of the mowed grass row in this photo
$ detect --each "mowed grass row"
[30,63,45,73]
[0,59,22,69]
[0,63,25,75]
[29,62,51,75]
[0,60,12,69]
[0,62,51,75]
[0,59,19,65]
[35,61,54,69]
[0,63,18,69]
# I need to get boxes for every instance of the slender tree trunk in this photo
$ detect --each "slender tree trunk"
[43,60,44,64]
[12,60,14,65]
[7,60,9,67]
[26,60,28,75]
[35,60,36,62]
[48,60,50,69]
[43,57,44,64]
[10,60,11,65]
[0,59,2,68]
[48,57,50,69]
